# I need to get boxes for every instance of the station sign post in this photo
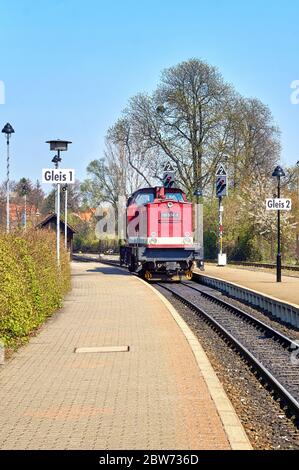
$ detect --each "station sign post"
[266,195,291,282]
[45,139,72,266]
[42,167,75,264]
[265,198,292,211]
[216,164,227,266]
[42,168,75,184]
[270,165,287,282]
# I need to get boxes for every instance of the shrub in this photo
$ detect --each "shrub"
[229,228,263,261]
[0,229,70,348]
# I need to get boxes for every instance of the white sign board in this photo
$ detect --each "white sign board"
[216,164,227,176]
[42,169,75,184]
[163,161,175,172]
[265,198,292,211]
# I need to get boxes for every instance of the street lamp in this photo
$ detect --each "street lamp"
[62,184,68,250]
[46,139,72,152]
[272,165,285,282]
[2,123,14,232]
[46,139,72,265]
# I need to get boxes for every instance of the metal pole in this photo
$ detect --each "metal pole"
[6,135,10,233]
[64,187,68,250]
[277,176,281,282]
[24,194,27,230]
[195,194,203,266]
[56,150,61,266]
[218,196,223,257]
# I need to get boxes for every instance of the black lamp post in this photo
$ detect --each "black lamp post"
[272,165,285,282]
[2,123,14,233]
[46,139,72,265]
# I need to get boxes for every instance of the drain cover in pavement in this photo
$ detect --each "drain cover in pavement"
[74,346,130,353]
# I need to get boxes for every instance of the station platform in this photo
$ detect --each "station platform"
[200,264,299,307]
[0,261,250,450]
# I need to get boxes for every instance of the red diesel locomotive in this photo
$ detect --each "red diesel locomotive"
[120,186,203,280]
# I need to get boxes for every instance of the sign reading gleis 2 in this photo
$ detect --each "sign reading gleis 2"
[42,169,75,184]
[266,198,292,210]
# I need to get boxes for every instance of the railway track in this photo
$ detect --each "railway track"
[74,254,299,272]
[157,281,299,423]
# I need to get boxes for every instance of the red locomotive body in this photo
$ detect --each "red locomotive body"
[121,186,203,280]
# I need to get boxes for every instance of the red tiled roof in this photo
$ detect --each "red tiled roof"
[71,208,96,222]
[8,203,38,222]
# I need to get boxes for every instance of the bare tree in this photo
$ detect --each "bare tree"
[81,138,135,210]
[225,97,280,191]
[121,59,235,197]
[107,59,280,200]
[107,118,156,188]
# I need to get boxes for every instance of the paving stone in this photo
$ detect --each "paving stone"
[0,261,231,450]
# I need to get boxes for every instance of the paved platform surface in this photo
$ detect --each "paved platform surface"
[200,265,299,306]
[0,261,243,450]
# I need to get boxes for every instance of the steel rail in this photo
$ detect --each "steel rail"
[157,282,299,420]
[180,281,297,349]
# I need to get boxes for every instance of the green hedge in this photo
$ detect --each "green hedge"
[0,230,71,348]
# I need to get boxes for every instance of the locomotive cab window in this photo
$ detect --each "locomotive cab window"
[165,191,185,202]
[134,192,155,206]
[136,193,155,205]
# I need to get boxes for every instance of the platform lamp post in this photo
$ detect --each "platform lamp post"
[46,139,72,265]
[272,165,285,282]
[2,123,15,233]
[62,184,68,250]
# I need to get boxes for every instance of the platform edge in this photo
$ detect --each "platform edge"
[195,269,299,310]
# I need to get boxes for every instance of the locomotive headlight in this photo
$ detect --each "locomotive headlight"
[184,232,190,237]
[151,232,157,237]
[183,237,192,245]
[149,237,158,244]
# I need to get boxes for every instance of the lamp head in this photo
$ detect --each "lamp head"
[272,165,285,178]
[193,188,203,197]
[46,139,72,152]
[2,122,14,135]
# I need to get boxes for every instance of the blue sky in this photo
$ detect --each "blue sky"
[0,0,298,190]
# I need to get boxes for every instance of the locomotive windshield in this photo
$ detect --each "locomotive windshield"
[165,192,184,202]
[134,192,155,205]
[127,187,186,206]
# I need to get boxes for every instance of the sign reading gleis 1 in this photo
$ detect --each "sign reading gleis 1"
[42,169,75,184]
[266,198,292,210]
